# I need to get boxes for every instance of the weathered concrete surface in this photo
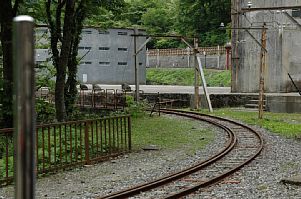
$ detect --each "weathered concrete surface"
[147,54,227,70]
[232,0,301,93]
[36,28,147,85]
[266,95,301,113]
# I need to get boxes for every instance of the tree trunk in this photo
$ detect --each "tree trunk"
[65,2,86,117]
[47,0,76,122]
[0,0,14,128]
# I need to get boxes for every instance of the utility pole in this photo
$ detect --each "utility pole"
[258,23,267,119]
[194,38,200,109]
[134,28,139,102]
[231,0,241,92]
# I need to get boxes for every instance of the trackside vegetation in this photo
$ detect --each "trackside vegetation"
[204,108,301,138]
[131,114,215,154]
[146,68,231,87]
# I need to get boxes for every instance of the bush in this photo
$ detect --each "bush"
[36,99,56,123]
[125,95,148,118]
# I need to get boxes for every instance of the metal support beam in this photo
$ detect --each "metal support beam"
[181,38,194,49]
[194,38,200,110]
[134,28,139,102]
[196,55,213,112]
[283,11,301,30]
[13,15,36,199]
[135,37,152,55]
[245,29,268,52]
[241,5,301,13]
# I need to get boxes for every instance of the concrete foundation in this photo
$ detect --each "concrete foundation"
[266,95,301,113]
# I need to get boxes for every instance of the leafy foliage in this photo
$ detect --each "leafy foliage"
[35,99,56,123]
[175,0,231,46]
[124,95,148,118]
[146,68,231,87]
[206,108,301,138]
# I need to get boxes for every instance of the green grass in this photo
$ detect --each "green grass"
[146,68,231,87]
[131,115,214,154]
[202,108,301,138]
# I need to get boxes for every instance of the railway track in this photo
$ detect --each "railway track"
[97,109,264,199]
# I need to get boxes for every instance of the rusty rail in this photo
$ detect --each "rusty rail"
[0,115,131,186]
[98,109,263,199]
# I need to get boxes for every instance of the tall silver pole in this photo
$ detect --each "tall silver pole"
[134,28,139,102]
[13,15,36,199]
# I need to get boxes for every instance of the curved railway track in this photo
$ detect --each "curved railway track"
[97,109,264,199]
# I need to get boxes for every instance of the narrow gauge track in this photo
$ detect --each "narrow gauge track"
[97,109,264,199]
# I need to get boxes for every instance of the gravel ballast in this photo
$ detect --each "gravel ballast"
[0,116,301,199]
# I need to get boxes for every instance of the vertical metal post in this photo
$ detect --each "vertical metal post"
[217,45,220,69]
[231,0,240,92]
[134,28,139,102]
[194,38,200,109]
[258,24,267,119]
[187,47,190,68]
[127,116,132,151]
[13,16,36,199]
[156,49,160,68]
[146,48,149,68]
[84,121,91,165]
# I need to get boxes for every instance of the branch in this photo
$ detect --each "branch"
[46,0,54,30]
[55,0,64,42]
[13,0,23,16]
[78,48,91,62]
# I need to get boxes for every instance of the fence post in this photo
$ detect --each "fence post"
[186,47,190,68]
[13,16,36,199]
[146,48,149,67]
[84,121,91,165]
[217,45,221,69]
[156,49,160,68]
[127,116,132,151]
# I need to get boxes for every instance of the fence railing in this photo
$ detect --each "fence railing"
[147,46,226,56]
[0,115,131,186]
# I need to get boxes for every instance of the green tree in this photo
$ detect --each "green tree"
[45,0,124,121]
[175,0,231,46]
[0,0,23,128]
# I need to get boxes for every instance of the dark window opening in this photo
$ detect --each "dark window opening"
[118,48,128,51]
[82,30,92,34]
[79,47,91,50]
[99,62,110,65]
[99,31,109,34]
[139,63,143,65]
[292,9,301,18]
[80,61,92,65]
[118,62,127,65]
[99,47,110,50]
[118,32,128,36]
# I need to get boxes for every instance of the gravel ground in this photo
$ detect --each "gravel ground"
[0,116,301,199]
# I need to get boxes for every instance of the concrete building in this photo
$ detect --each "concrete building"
[36,27,147,85]
[231,0,301,93]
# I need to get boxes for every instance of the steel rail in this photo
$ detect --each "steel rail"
[98,110,237,199]
[162,109,264,199]
[97,109,264,199]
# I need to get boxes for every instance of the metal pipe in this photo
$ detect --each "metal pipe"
[134,28,140,102]
[13,15,36,199]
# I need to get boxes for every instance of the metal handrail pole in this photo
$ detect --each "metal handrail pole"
[13,15,36,199]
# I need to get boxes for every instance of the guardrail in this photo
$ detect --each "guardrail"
[0,115,131,186]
